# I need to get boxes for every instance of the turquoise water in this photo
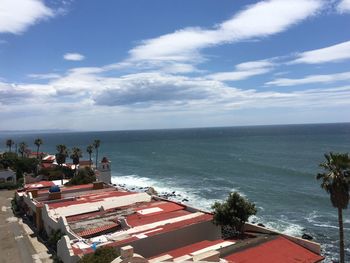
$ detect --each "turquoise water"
[1,123,350,261]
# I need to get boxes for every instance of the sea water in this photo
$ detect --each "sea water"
[1,123,349,261]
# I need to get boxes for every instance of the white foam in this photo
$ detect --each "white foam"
[250,215,304,237]
[112,174,219,211]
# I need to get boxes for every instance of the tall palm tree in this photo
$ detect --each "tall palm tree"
[86,145,93,167]
[317,152,350,263]
[6,139,14,152]
[70,147,82,175]
[18,142,28,158]
[93,140,101,168]
[56,144,69,184]
[34,138,43,159]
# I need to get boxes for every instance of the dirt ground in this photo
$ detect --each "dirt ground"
[0,190,52,263]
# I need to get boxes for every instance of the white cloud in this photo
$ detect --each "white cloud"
[337,0,350,13]
[2,64,350,130]
[209,60,275,81]
[129,0,323,63]
[290,40,350,64]
[0,0,54,34]
[28,73,61,79]
[266,71,350,86]
[63,53,85,61]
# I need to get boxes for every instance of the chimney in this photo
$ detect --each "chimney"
[93,181,104,190]
[48,192,61,200]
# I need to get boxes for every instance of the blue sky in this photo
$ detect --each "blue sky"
[1,0,350,131]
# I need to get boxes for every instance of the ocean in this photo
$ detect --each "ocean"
[1,123,349,261]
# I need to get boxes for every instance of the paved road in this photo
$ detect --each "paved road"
[0,190,52,263]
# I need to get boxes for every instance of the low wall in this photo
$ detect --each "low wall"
[41,204,60,234]
[57,235,80,263]
[23,192,38,216]
[119,220,221,258]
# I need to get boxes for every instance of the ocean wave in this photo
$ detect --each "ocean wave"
[305,211,319,223]
[111,174,220,211]
[248,215,304,237]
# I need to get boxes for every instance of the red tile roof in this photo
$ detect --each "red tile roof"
[41,163,56,169]
[108,213,213,248]
[25,181,55,190]
[224,236,324,263]
[76,223,119,238]
[149,239,227,259]
[127,209,191,227]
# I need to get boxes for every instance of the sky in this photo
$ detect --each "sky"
[1,0,350,131]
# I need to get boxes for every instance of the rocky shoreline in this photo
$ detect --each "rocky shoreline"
[113,183,190,203]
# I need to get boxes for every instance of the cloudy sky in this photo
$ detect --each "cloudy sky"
[1,0,350,131]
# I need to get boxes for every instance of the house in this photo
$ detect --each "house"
[0,168,16,184]
[16,182,324,263]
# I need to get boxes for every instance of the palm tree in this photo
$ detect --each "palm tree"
[93,140,101,168]
[86,145,93,167]
[18,142,28,158]
[6,139,14,152]
[56,145,69,184]
[34,138,43,159]
[317,152,350,263]
[70,147,82,175]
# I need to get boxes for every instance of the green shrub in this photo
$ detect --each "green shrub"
[48,230,64,251]
[0,182,18,190]
[66,167,96,186]
[78,247,119,263]
[38,166,74,180]
[212,192,257,236]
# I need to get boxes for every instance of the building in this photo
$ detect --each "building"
[16,181,324,263]
[0,168,16,184]
[96,157,111,184]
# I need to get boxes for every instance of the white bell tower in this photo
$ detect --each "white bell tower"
[97,157,111,184]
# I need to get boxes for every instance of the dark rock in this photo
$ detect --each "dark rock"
[131,188,135,190]
[257,223,265,227]
[146,187,158,196]
[182,198,189,202]
[172,191,176,194]
[302,234,313,240]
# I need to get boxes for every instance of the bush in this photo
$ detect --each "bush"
[212,192,257,237]
[38,166,74,180]
[78,247,119,263]
[66,167,96,186]
[0,152,18,168]
[0,182,19,190]
[0,153,39,179]
[48,230,64,251]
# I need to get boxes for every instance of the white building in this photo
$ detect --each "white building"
[0,168,16,184]
[96,157,111,184]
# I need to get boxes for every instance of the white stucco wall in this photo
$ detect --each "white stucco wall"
[0,169,16,183]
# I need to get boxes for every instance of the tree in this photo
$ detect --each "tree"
[18,142,28,158]
[78,246,119,263]
[34,138,43,159]
[70,147,82,175]
[55,145,69,184]
[66,167,96,186]
[317,152,350,263]
[6,139,14,152]
[212,192,257,237]
[86,145,93,167]
[93,140,100,168]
